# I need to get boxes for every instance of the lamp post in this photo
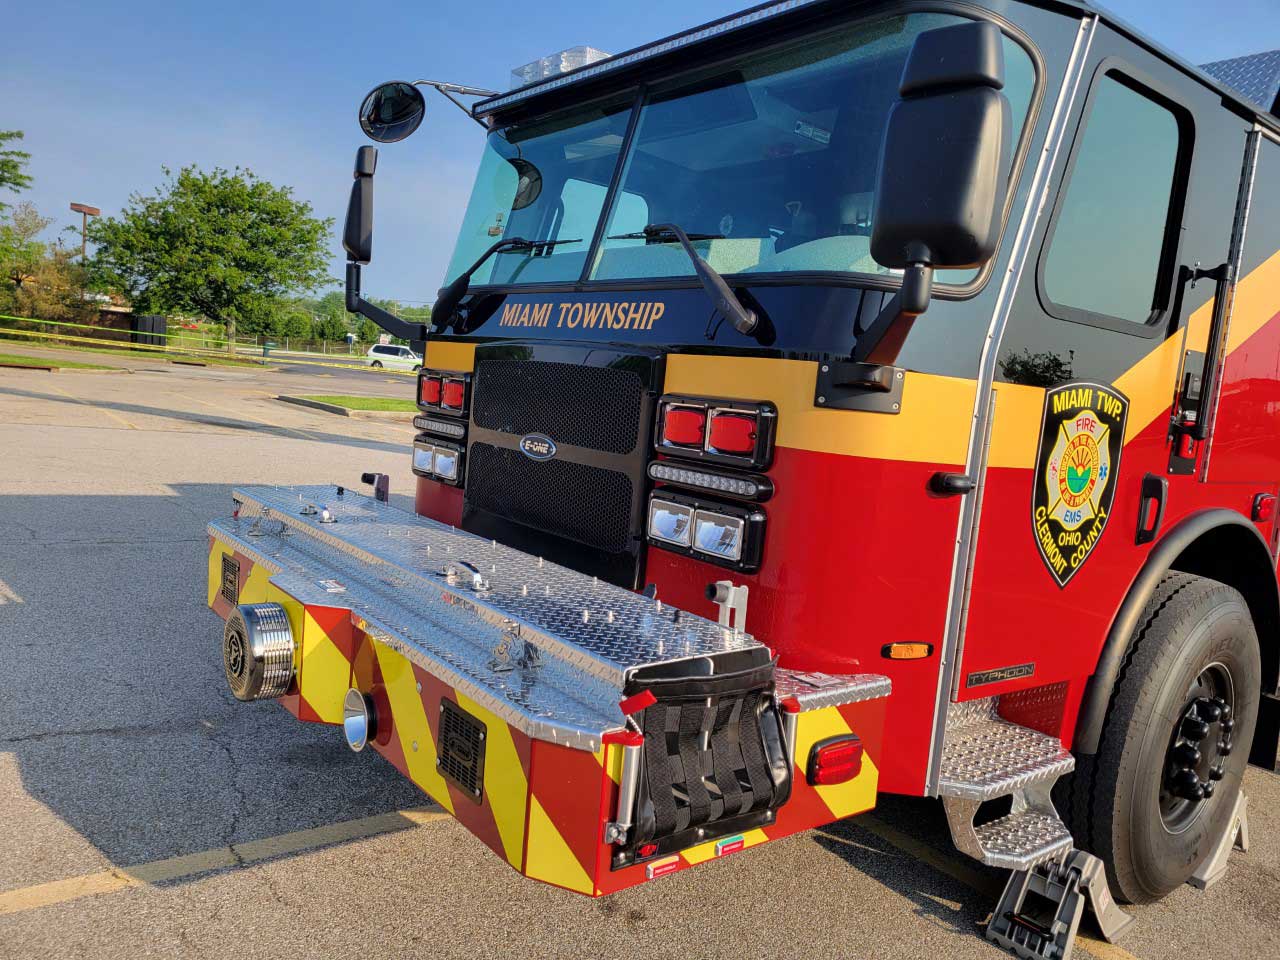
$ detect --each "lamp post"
[69,202,100,260]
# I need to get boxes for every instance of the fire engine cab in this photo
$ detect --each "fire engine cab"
[207,3,1280,955]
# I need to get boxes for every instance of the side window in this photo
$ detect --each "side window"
[1040,71,1186,330]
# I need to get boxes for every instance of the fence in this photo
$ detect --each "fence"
[0,314,416,376]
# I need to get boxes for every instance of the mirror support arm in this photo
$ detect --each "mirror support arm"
[412,80,498,130]
[853,257,933,366]
[345,262,430,343]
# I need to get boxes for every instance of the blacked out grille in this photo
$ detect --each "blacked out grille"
[472,360,644,455]
[467,443,634,554]
[437,699,486,800]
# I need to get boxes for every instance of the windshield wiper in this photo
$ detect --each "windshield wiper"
[607,225,725,244]
[433,236,582,329]
[613,223,757,337]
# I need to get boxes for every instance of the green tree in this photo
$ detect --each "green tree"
[0,202,52,291]
[89,166,332,347]
[0,131,32,210]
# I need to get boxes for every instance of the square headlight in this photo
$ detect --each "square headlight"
[648,499,693,547]
[433,446,459,481]
[693,509,744,562]
[412,443,435,475]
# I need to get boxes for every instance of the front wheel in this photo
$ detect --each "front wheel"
[1060,572,1260,903]
[370,360,382,368]
[412,364,422,372]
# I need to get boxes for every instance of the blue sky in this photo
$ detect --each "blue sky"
[5,0,1278,304]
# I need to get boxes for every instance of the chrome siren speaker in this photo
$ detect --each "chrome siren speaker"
[223,603,295,702]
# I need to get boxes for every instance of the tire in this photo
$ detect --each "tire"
[413,365,422,372]
[370,360,382,368]
[1059,571,1260,903]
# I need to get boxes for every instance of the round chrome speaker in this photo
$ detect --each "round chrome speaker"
[343,688,376,752]
[223,603,295,702]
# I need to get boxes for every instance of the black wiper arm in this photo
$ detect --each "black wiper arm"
[635,223,757,337]
[433,236,582,329]
[607,225,725,244]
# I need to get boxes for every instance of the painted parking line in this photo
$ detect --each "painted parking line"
[854,815,1143,960]
[45,382,138,430]
[0,807,448,918]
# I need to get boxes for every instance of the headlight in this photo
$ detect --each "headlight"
[693,509,744,562]
[412,444,435,475]
[648,499,693,546]
[433,446,459,481]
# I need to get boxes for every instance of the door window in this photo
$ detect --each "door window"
[1040,72,1187,330]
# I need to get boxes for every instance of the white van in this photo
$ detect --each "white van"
[365,343,422,370]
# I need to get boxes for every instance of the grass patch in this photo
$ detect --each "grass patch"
[300,394,416,412]
[0,352,110,370]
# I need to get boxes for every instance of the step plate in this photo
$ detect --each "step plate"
[975,810,1074,871]
[939,713,1074,800]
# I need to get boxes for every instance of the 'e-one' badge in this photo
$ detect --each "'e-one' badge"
[1031,381,1129,587]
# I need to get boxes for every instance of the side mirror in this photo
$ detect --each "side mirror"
[343,145,376,265]
[358,81,426,143]
[341,144,428,343]
[857,20,1011,364]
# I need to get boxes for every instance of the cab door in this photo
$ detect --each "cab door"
[954,32,1255,709]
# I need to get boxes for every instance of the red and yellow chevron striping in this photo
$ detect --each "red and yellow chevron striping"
[207,530,887,896]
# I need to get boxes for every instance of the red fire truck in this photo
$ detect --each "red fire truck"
[208,3,1280,955]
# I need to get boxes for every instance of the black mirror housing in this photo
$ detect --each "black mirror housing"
[359,81,426,143]
[871,21,1011,271]
[343,145,377,265]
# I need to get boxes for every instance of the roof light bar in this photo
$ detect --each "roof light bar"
[473,0,826,117]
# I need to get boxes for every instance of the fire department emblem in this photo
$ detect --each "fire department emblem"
[1031,381,1128,588]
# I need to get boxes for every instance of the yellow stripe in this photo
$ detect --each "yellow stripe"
[523,796,595,894]
[791,706,879,820]
[298,612,351,724]
[426,340,476,373]
[373,641,455,815]
[664,355,973,464]
[453,690,529,868]
[0,807,447,918]
[680,828,771,866]
[989,249,1280,470]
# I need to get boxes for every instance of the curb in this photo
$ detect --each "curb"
[276,395,416,421]
[0,362,129,374]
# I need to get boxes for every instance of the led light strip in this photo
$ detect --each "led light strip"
[413,415,467,439]
[473,0,827,116]
[647,462,772,501]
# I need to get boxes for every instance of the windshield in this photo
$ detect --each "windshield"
[444,12,1034,288]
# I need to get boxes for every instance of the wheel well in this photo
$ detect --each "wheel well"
[1073,509,1280,757]
[1170,523,1279,696]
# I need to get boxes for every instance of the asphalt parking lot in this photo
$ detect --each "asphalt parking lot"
[0,357,1277,960]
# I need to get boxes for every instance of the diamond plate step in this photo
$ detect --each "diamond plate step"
[974,810,1074,871]
[939,702,1074,800]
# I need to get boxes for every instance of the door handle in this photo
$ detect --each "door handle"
[1136,473,1168,545]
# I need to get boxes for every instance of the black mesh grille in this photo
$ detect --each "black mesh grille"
[472,360,644,455]
[437,699,486,800]
[468,443,635,554]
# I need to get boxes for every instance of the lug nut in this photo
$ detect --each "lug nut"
[1196,698,1223,722]
[1182,716,1211,741]
[1171,743,1201,767]
[1171,768,1204,800]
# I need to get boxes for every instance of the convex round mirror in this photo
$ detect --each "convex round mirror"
[359,81,426,143]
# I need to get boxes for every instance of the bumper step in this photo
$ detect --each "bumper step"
[938,700,1074,800]
[973,810,1074,871]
